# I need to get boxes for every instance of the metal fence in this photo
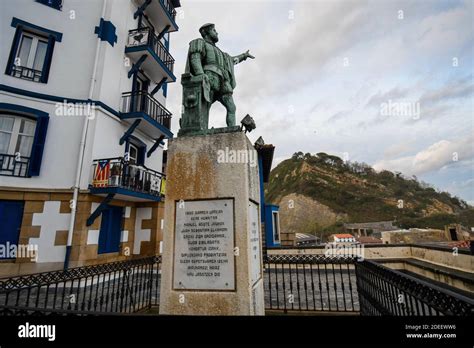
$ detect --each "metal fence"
[0,153,30,177]
[1,254,472,316]
[263,254,359,312]
[355,260,474,316]
[126,26,175,73]
[90,157,166,198]
[121,90,172,129]
[0,256,161,316]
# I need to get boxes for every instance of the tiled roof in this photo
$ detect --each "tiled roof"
[334,234,355,238]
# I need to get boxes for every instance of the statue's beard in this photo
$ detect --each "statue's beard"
[212,36,219,43]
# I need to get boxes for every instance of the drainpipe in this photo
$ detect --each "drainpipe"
[64,0,108,269]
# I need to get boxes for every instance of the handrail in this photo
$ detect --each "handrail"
[127,27,175,73]
[121,90,172,129]
[355,259,473,316]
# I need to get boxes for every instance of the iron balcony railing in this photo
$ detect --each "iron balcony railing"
[121,91,172,130]
[126,27,175,74]
[355,260,474,316]
[0,256,161,315]
[0,153,30,177]
[10,65,43,83]
[162,0,177,21]
[90,157,166,198]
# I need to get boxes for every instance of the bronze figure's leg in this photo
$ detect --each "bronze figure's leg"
[206,71,220,104]
[220,93,236,127]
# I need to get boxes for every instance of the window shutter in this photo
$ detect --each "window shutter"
[98,206,122,254]
[28,115,49,176]
[40,36,55,83]
[0,201,24,259]
[98,208,110,254]
[109,207,123,252]
[137,145,146,166]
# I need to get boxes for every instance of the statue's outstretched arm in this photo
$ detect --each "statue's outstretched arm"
[190,52,204,75]
[233,50,255,65]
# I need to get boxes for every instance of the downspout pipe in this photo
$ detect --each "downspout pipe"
[64,0,108,269]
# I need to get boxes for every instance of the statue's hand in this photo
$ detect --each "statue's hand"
[245,50,255,59]
[196,72,209,82]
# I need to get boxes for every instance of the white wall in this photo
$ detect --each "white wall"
[1,0,171,191]
[0,0,103,99]
[83,109,164,190]
[0,92,83,189]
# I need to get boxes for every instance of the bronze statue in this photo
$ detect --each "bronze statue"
[179,23,254,136]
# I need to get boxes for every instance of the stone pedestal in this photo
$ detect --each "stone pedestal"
[159,131,265,315]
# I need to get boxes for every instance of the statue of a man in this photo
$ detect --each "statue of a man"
[184,23,255,127]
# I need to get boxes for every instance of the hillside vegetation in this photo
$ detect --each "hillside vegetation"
[265,152,472,234]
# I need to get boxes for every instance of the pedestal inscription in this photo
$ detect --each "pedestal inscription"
[173,199,235,290]
[248,201,262,285]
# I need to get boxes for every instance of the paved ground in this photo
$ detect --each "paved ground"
[0,270,160,314]
[263,266,359,312]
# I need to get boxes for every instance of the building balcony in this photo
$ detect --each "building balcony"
[120,91,173,139]
[125,27,175,83]
[9,66,43,83]
[0,154,30,177]
[89,157,165,202]
[133,0,179,33]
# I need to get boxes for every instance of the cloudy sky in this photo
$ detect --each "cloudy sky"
[166,0,474,203]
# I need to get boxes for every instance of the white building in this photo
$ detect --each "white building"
[0,0,181,276]
[329,234,356,244]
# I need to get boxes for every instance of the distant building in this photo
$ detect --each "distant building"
[444,223,473,242]
[356,236,382,244]
[381,228,446,244]
[329,234,356,244]
[344,221,397,238]
[255,142,280,248]
[295,233,319,247]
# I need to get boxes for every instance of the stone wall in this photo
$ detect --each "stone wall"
[267,244,473,292]
[0,189,164,277]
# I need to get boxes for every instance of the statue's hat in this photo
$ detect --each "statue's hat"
[199,23,215,36]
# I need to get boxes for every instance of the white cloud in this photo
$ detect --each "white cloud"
[373,134,474,175]
[167,0,474,200]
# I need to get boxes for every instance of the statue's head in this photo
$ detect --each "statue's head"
[199,23,218,43]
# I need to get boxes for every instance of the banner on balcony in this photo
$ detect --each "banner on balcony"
[93,160,110,187]
[150,176,161,194]
[160,177,166,195]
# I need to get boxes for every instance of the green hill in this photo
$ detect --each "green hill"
[265,152,472,235]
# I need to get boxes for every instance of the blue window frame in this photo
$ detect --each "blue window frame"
[0,103,49,177]
[6,18,62,83]
[0,200,24,259]
[36,0,63,11]
[98,206,123,254]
